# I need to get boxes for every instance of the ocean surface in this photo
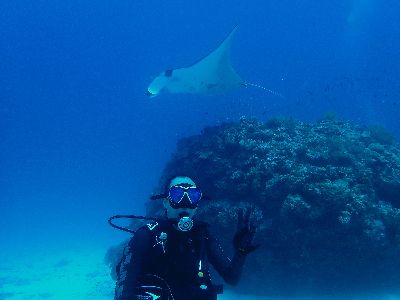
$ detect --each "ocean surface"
[1,0,400,299]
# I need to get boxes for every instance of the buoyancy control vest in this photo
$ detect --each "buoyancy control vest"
[110,215,223,300]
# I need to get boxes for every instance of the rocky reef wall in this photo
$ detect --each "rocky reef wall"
[153,116,400,294]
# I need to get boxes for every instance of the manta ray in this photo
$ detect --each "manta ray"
[146,26,276,98]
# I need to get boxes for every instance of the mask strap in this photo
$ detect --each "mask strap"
[150,194,168,200]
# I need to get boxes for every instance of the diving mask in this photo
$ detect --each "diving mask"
[168,185,202,209]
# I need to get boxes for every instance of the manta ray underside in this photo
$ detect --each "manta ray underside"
[146,26,244,98]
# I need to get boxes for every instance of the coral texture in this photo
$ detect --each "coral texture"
[155,116,400,294]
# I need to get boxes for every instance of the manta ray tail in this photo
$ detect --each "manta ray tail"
[243,82,285,99]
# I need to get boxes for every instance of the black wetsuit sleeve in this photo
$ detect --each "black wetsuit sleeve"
[114,227,151,300]
[206,227,246,286]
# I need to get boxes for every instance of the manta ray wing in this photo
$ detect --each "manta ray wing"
[147,26,243,97]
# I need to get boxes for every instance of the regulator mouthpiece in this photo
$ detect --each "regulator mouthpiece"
[177,216,193,231]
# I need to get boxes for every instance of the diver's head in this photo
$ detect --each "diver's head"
[162,176,202,220]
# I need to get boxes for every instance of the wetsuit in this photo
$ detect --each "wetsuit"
[114,218,246,300]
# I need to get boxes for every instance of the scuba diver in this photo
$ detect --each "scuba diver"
[112,176,259,300]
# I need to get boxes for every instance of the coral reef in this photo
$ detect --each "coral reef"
[154,116,400,294]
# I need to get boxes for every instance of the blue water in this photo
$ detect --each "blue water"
[1,0,399,271]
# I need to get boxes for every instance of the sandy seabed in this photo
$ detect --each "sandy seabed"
[1,247,400,300]
[0,247,114,300]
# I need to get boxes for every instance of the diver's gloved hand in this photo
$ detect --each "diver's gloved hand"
[233,208,260,255]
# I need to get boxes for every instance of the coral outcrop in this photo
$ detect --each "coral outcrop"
[154,116,400,294]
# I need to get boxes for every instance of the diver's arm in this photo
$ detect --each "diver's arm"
[207,208,259,286]
[114,227,150,300]
[206,228,246,286]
